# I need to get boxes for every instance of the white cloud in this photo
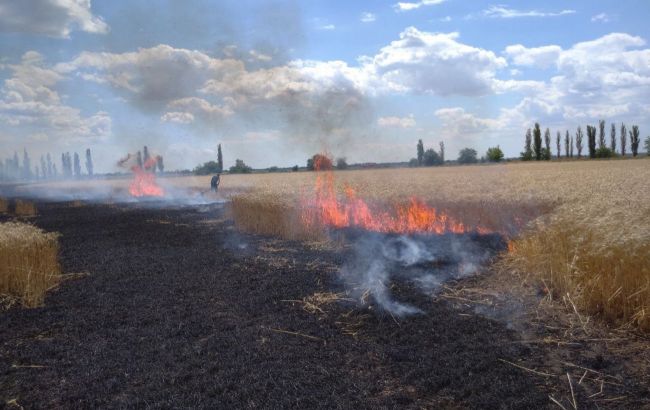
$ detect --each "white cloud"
[591,13,610,23]
[504,44,563,68]
[483,5,575,19]
[370,28,507,96]
[160,111,195,124]
[0,51,111,144]
[440,16,452,22]
[500,33,650,126]
[318,24,336,31]
[0,0,108,38]
[377,114,416,128]
[360,12,376,23]
[394,0,446,12]
[435,107,504,135]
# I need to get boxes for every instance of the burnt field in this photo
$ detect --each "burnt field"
[1,201,649,409]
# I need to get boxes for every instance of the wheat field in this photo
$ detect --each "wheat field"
[0,222,61,307]
[223,159,650,331]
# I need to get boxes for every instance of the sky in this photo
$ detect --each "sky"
[1,0,649,172]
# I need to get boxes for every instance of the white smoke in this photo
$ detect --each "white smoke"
[339,232,504,317]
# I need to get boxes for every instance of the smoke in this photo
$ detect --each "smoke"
[338,230,506,317]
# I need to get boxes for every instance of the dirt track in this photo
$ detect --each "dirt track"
[1,202,648,408]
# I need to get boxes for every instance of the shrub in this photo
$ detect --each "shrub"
[0,222,61,307]
[194,161,221,175]
[486,146,504,162]
[229,159,253,174]
[595,147,615,158]
[457,148,478,164]
[423,149,442,166]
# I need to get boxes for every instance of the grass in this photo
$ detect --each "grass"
[224,159,650,331]
[0,222,61,307]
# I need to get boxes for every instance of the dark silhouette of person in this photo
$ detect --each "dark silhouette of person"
[210,174,221,192]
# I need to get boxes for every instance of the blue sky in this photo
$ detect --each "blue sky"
[1,0,649,172]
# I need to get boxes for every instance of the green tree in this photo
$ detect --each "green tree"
[556,131,561,159]
[630,125,640,157]
[439,141,445,163]
[85,148,93,176]
[156,156,164,173]
[73,152,81,177]
[423,148,442,166]
[292,165,299,172]
[417,139,424,166]
[336,157,348,170]
[570,135,574,158]
[230,159,253,174]
[644,136,650,156]
[610,123,616,153]
[587,125,597,158]
[598,120,606,149]
[408,158,419,167]
[217,144,223,172]
[620,123,627,156]
[458,148,478,164]
[194,161,221,175]
[533,123,542,160]
[520,128,533,160]
[544,128,551,159]
[576,127,584,158]
[486,146,504,162]
[564,131,570,158]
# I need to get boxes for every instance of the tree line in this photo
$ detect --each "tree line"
[520,121,645,161]
[1,145,165,182]
[409,139,504,166]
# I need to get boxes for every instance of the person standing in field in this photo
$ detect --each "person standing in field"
[211,173,221,192]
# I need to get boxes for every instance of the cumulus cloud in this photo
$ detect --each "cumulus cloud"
[377,114,416,128]
[160,111,195,124]
[0,0,108,38]
[504,44,563,68]
[0,51,111,145]
[394,0,445,12]
[435,107,504,135]
[482,5,575,19]
[370,28,507,96]
[501,33,650,125]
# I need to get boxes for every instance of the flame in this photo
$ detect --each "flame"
[129,157,164,197]
[301,160,488,235]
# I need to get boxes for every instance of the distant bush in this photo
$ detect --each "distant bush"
[457,148,478,164]
[423,149,442,166]
[229,159,252,174]
[292,165,299,172]
[336,157,348,170]
[595,147,615,158]
[408,158,419,167]
[307,154,333,171]
[486,146,504,162]
[194,161,221,175]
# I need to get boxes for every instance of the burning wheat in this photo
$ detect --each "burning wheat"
[227,159,650,330]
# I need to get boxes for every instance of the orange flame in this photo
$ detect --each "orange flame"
[301,160,488,235]
[129,157,164,197]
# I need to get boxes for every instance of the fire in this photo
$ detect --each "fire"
[301,158,488,235]
[129,157,164,197]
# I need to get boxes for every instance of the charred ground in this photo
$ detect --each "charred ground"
[1,201,648,408]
